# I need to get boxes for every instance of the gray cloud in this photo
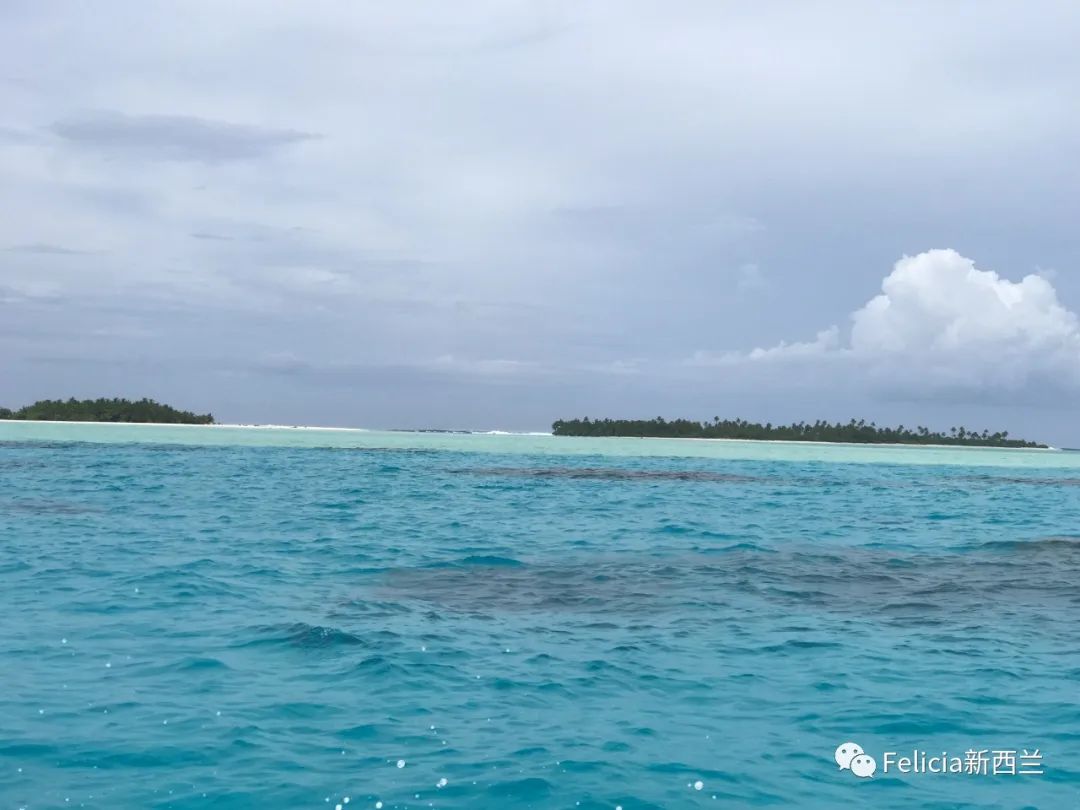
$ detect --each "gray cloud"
[0,125,39,144]
[4,243,96,255]
[189,232,236,242]
[49,112,316,162]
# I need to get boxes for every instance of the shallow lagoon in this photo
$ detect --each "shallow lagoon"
[2,423,1078,808]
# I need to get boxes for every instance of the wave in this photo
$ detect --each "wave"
[459,554,524,567]
[968,536,1080,552]
[235,622,373,650]
[458,466,767,483]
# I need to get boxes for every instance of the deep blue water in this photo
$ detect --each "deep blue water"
[3,437,1080,808]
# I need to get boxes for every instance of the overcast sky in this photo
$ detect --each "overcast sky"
[3,2,1080,442]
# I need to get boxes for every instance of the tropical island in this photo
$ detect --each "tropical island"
[0,397,214,425]
[551,417,1046,448]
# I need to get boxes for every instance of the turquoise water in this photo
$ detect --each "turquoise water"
[2,423,1079,808]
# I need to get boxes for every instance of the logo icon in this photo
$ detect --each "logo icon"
[835,741,877,778]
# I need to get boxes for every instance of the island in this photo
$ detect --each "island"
[0,398,214,425]
[551,417,1046,448]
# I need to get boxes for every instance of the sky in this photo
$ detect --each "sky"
[3,1,1080,442]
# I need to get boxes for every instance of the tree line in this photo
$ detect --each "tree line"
[0,398,214,425]
[551,417,1045,448]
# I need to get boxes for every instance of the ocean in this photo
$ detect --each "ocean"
[2,422,1078,808]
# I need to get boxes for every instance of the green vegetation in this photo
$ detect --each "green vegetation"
[0,398,214,424]
[551,417,1045,448]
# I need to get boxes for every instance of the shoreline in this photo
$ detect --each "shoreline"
[610,434,1060,452]
[0,419,1059,450]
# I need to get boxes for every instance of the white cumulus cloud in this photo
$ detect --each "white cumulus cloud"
[708,249,1080,397]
